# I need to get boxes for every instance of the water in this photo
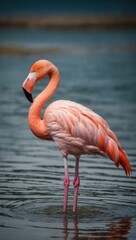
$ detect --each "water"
[0,28,136,239]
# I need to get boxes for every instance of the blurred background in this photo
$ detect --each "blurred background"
[0,1,136,240]
[1,0,136,16]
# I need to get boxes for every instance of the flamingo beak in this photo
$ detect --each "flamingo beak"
[22,72,36,103]
[23,87,33,103]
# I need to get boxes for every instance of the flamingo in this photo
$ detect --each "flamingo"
[22,59,131,212]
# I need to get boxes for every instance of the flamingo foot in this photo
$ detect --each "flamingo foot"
[63,177,70,212]
[73,176,80,212]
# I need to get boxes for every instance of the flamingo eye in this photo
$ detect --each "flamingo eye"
[35,67,42,72]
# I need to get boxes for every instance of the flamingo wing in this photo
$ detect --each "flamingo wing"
[45,100,131,176]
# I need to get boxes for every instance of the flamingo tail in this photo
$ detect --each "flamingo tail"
[101,129,132,176]
[106,136,132,176]
[117,146,132,176]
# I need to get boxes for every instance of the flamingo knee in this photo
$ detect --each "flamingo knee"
[64,177,70,187]
[73,176,80,188]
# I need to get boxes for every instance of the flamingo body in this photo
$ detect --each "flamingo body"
[45,100,115,158]
[22,59,131,212]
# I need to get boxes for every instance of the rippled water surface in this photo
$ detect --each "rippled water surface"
[0,28,136,239]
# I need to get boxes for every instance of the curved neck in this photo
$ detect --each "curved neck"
[28,64,60,139]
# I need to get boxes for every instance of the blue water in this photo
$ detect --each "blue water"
[0,28,136,239]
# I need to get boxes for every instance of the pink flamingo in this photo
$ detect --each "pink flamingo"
[22,59,131,212]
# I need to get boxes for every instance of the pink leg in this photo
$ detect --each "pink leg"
[73,157,80,212]
[63,157,70,213]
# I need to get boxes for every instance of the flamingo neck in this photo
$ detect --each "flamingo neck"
[28,65,60,140]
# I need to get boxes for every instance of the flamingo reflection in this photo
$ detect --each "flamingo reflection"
[63,215,132,240]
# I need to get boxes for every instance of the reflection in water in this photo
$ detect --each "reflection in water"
[63,214,132,240]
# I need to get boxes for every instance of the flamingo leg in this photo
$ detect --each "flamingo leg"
[73,157,80,212]
[63,157,70,212]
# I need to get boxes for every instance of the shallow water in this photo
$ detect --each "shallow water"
[0,28,136,239]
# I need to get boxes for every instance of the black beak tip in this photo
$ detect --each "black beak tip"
[22,88,33,103]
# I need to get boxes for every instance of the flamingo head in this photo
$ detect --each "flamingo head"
[22,60,52,103]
